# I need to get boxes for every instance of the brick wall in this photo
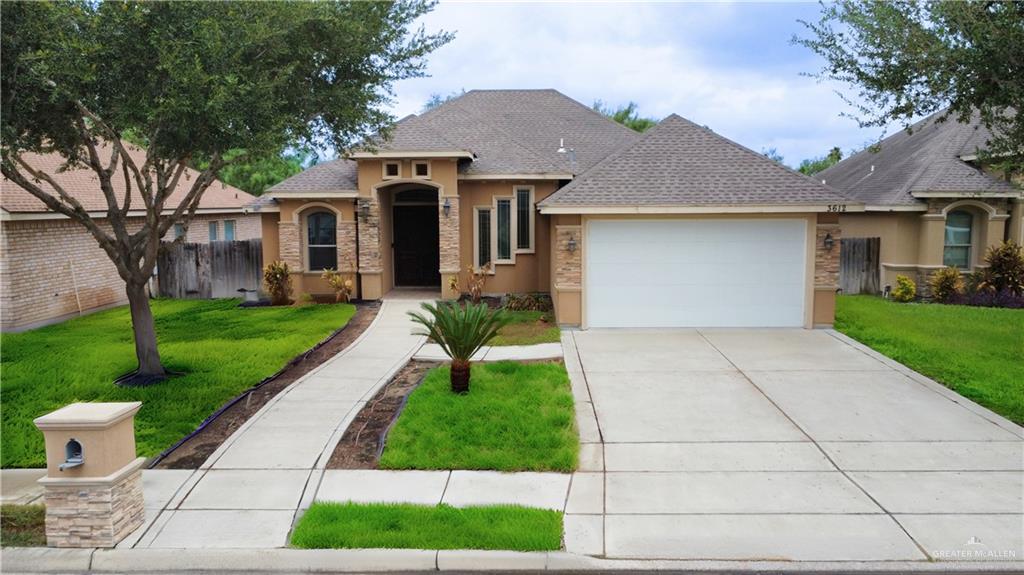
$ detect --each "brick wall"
[277,221,302,270]
[554,225,582,289]
[178,213,261,243]
[0,212,261,331]
[337,220,357,272]
[814,224,841,289]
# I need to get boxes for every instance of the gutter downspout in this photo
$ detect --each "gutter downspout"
[353,198,362,301]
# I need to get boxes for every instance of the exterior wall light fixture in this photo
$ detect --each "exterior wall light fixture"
[443,197,451,218]
[359,200,370,222]
[567,234,578,253]
[823,232,835,251]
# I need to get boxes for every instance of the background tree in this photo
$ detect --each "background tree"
[1,0,451,384]
[761,147,786,165]
[796,1,1024,170]
[422,89,466,113]
[195,148,315,197]
[798,146,843,175]
[592,101,658,133]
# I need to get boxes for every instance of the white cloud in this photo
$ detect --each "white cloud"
[389,2,889,165]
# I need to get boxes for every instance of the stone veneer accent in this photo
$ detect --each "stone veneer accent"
[277,221,302,271]
[357,196,382,274]
[814,224,841,289]
[438,198,460,273]
[43,467,145,548]
[336,220,357,272]
[554,225,582,289]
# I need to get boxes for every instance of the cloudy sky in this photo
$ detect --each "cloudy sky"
[386,1,895,169]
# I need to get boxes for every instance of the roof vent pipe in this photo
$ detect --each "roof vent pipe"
[870,165,875,172]
[557,138,567,153]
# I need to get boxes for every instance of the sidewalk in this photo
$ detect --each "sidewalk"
[124,297,428,549]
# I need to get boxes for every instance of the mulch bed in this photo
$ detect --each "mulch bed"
[152,301,381,469]
[325,360,439,469]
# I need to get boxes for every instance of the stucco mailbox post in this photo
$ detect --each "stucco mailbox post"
[34,402,146,548]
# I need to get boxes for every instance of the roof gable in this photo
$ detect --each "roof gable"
[541,114,851,208]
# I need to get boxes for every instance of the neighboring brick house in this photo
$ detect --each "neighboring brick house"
[1,148,261,331]
[817,111,1024,294]
[254,89,852,328]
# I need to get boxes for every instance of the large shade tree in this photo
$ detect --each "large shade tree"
[1,0,451,384]
[796,1,1024,169]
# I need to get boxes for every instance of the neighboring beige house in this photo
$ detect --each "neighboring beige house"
[1,148,260,331]
[817,112,1024,293]
[253,89,853,328]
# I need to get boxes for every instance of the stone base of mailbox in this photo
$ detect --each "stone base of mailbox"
[40,457,145,548]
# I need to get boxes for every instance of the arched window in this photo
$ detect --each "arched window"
[306,211,337,271]
[943,210,973,269]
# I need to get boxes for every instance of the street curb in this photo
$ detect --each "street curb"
[3,547,1024,573]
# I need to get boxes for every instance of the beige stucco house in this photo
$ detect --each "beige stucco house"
[252,89,855,328]
[817,112,1024,294]
[1,148,260,331]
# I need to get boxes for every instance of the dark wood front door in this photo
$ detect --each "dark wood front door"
[393,205,440,286]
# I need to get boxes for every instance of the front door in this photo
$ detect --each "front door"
[393,205,440,286]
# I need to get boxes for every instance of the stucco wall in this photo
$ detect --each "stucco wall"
[1,212,260,331]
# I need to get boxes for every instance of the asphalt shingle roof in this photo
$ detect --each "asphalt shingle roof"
[815,111,1018,206]
[541,114,851,207]
[1,145,254,214]
[267,89,640,195]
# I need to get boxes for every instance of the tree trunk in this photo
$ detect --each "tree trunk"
[450,359,471,394]
[120,279,167,385]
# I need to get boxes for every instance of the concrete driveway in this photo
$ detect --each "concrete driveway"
[562,328,1024,562]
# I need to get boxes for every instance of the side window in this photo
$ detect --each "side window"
[306,211,337,271]
[943,210,972,269]
[209,221,219,242]
[476,208,492,268]
[515,187,533,251]
[173,224,185,239]
[224,220,236,241]
[495,198,512,261]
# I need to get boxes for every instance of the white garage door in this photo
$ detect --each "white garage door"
[586,219,807,327]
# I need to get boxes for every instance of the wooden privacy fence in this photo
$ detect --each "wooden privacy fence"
[839,237,881,295]
[157,239,263,299]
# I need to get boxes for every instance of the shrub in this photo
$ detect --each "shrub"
[407,302,511,394]
[929,267,964,303]
[263,260,293,306]
[450,265,490,303]
[321,268,354,303]
[982,241,1024,296]
[503,293,553,312]
[891,274,917,302]
[950,288,1024,309]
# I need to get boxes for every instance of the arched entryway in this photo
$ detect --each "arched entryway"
[390,187,440,287]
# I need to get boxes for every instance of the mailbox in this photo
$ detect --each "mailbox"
[34,402,145,547]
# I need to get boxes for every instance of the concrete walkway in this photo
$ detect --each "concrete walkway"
[125,297,429,549]
[413,341,563,362]
[561,327,1024,562]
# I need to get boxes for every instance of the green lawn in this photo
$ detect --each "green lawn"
[491,311,561,346]
[1,299,355,468]
[379,361,578,472]
[291,502,562,551]
[0,505,46,547]
[835,295,1024,425]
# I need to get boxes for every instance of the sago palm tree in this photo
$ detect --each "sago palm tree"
[408,301,511,393]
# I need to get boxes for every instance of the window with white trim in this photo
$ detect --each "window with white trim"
[495,198,512,262]
[382,161,400,179]
[943,210,973,269]
[209,221,219,241]
[173,224,185,239]
[515,186,534,251]
[412,161,430,179]
[475,207,492,268]
[306,211,337,271]
[224,220,236,241]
